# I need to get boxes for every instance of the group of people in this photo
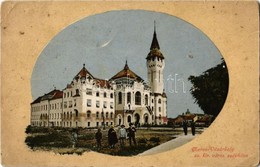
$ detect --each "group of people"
[95,123,137,150]
[182,119,196,136]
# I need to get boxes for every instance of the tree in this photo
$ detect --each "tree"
[188,59,229,117]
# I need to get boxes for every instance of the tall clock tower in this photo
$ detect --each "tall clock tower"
[146,22,167,125]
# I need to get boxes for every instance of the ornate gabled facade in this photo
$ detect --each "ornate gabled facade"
[30,24,168,128]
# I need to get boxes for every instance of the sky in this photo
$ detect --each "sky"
[31,10,225,118]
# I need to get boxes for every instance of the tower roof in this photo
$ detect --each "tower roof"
[110,61,144,81]
[150,23,160,50]
[74,64,94,80]
[146,21,164,60]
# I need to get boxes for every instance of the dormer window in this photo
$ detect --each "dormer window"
[86,88,92,95]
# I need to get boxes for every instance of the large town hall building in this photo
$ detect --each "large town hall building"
[30,25,168,128]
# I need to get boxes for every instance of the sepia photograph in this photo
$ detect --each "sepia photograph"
[26,10,228,156]
[1,2,258,167]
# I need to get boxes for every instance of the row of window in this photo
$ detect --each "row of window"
[64,89,80,98]
[87,111,114,119]
[31,121,114,127]
[64,99,77,109]
[118,92,143,105]
[86,100,113,109]
[86,89,114,98]
[118,92,163,105]
[32,102,62,112]
[38,110,114,120]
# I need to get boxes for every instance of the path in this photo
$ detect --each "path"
[139,133,197,156]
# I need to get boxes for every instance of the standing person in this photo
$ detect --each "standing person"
[182,119,188,135]
[108,126,118,148]
[191,120,196,136]
[95,128,102,150]
[118,125,127,147]
[71,129,78,148]
[128,123,137,146]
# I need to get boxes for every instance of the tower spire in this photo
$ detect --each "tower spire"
[154,20,156,32]
[150,21,160,50]
[124,59,129,70]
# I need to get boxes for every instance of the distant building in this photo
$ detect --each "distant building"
[168,113,214,127]
[30,24,168,128]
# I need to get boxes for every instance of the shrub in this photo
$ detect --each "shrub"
[137,138,147,144]
[149,137,160,143]
[25,131,72,148]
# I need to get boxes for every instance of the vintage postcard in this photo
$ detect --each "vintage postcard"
[1,1,259,167]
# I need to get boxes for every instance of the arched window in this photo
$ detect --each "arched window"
[135,91,141,105]
[106,112,109,118]
[127,115,131,123]
[70,112,72,119]
[96,111,99,118]
[101,112,104,118]
[75,110,78,118]
[110,112,113,119]
[110,93,113,98]
[159,107,161,112]
[159,114,162,120]
[96,91,99,97]
[104,92,107,98]
[87,110,91,118]
[158,99,161,104]
[127,92,131,104]
[67,112,69,119]
[145,94,148,105]
[118,92,122,104]
[76,89,79,95]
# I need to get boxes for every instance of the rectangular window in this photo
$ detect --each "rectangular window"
[88,122,90,127]
[110,102,113,109]
[103,101,107,108]
[74,99,77,106]
[86,88,92,95]
[96,122,99,127]
[87,99,92,107]
[64,102,67,109]
[69,101,72,108]
[127,92,131,104]
[96,101,100,108]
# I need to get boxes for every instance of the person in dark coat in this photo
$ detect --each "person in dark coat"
[71,129,78,148]
[191,120,196,136]
[127,123,137,146]
[182,119,188,135]
[108,126,118,148]
[95,128,102,150]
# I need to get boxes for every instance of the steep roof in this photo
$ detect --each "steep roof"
[74,64,94,80]
[95,78,112,89]
[146,22,164,60]
[150,30,160,50]
[31,89,63,104]
[110,61,144,82]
